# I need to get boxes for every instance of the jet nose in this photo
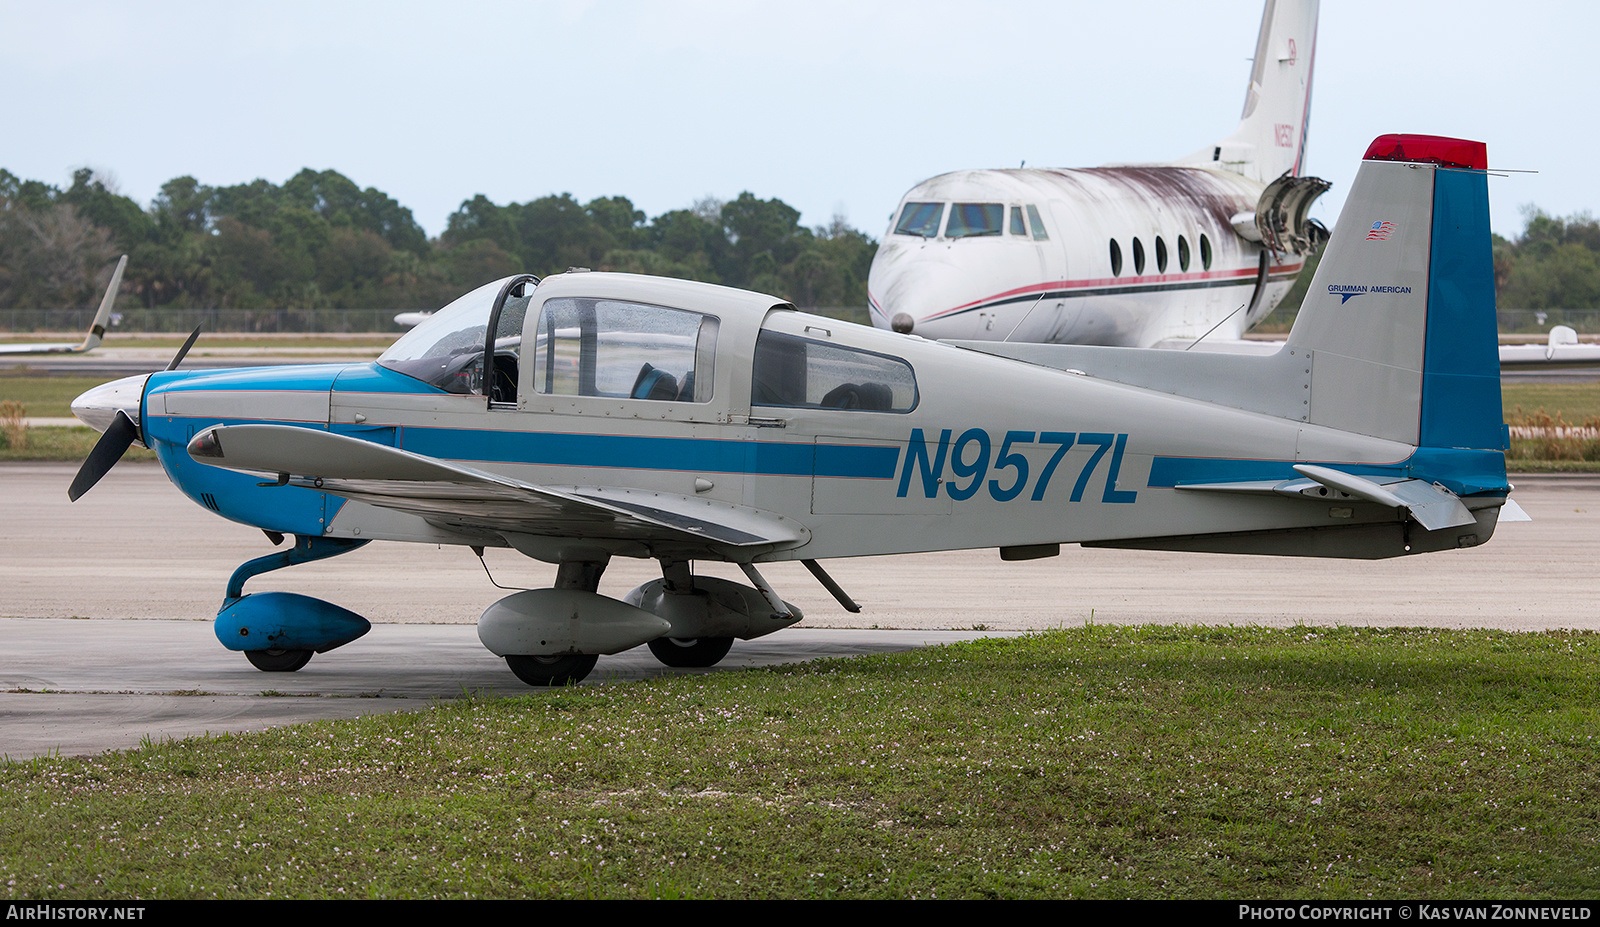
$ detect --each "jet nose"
[868,247,971,338]
[72,374,149,434]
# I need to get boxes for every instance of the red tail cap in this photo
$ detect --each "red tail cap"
[1363,134,1486,170]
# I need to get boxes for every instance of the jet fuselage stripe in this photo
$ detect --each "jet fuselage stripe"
[870,265,1303,323]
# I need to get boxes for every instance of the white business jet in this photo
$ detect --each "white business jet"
[0,255,127,356]
[867,0,1324,348]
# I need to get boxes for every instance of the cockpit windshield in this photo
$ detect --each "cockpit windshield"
[946,204,1003,239]
[893,202,944,238]
[379,277,529,394]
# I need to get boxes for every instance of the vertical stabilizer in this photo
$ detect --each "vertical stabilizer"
[1185,0,1319,183]
[77,254,127,352]
[1287,135,1502,454]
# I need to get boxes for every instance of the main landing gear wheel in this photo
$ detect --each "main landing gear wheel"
[647,636,734,668]
[505,653,598,687]
[245,648,313,672]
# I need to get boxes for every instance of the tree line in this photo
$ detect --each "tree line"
[5,164,1598,320]
[0,167,877,313]
[1493,209,1600,311]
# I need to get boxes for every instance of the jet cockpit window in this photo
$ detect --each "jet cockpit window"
[1026,204,1049,241]
[1010,207,1027,236]
[893,202,944,238]
[945,204,1003,239]
[532,297,717,402]
[379,277,521,395]
[751,331,917,412]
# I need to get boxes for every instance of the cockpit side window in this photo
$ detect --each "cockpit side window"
[946,204,1003,239]
[1010,206,1027,236]
[533,297,718,402]
[751,331,917,412]
[1026,204,1049,241]
[893,202,945,238]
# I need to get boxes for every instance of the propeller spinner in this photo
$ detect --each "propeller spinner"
[66,326,201,500]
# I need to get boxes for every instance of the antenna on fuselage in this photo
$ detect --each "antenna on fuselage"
[1001,291,1049,343]
[1185,304,1248,351]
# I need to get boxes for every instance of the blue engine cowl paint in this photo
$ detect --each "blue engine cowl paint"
[215,592,372,653]
[140,365,376,535]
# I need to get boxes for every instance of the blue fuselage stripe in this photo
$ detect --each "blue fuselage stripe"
[399,427,902,479]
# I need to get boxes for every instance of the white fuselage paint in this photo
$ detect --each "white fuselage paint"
[867,0,1320,349]
[867,166,1304,347]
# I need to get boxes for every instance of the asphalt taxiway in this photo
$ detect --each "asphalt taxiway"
[2,462,1596,758]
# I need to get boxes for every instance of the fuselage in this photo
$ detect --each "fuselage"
[73,272,1494,569]
[867,166,1304,346]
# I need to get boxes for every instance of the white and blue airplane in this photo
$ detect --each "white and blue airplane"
[69,135,1519,686]
[0,255,126,356]
[867,0,1325,348]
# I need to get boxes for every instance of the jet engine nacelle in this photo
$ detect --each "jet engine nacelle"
[624,576,803,641]
[477,589,671,656]
[1253,172,1331,255]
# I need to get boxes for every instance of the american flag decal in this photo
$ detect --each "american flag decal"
[1366,220,1396,241]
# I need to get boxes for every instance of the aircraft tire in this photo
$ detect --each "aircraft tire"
[505,653,598,686]
[646,636,734,668]
[245,648,313,672]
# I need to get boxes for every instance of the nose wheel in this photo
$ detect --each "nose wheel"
[245,648,313,672]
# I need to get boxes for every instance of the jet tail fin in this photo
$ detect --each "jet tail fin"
[1181,0,1319,184]
[74,255,127,353]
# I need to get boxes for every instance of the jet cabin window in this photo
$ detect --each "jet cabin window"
[946,204,1004,239]
[532,298,717,402]
[751,331,917,412]
[894,202,944,238]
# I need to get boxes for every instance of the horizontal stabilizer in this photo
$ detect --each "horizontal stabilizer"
[1175,463,1478,531]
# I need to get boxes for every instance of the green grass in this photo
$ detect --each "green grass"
[0,426,157,462]
[5,375,1591,425]
[4,376,1598,469]
[2,627,1597,899]
[1503,383,1600,423]
[0,374,110,419]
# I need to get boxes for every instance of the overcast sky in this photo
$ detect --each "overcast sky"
[2,1,1588,240]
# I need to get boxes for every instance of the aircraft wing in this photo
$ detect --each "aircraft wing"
[186,423,809,553]
[0,256,126,355]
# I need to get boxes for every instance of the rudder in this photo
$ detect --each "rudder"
[1287,134,1504,455]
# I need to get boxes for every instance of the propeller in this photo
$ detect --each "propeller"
[67,410,139,501]
[166,326,201,372]
[67,326,201,501]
